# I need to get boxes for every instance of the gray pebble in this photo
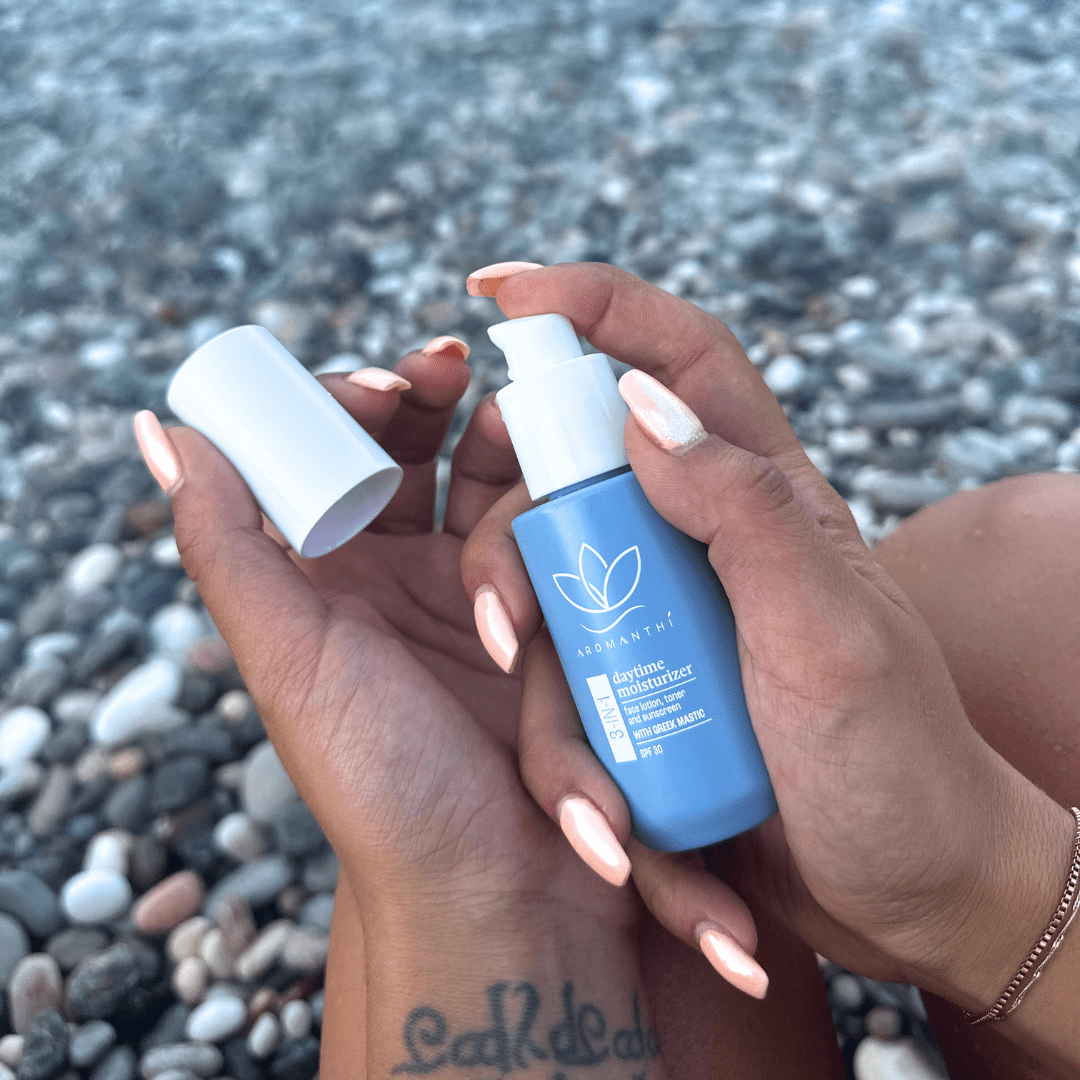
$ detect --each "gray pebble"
[850,468,952,513]
[850,398,959,431]
[103,777,151,831]
[297,893,333,934]
[0,914,30,986]
[203,856,294,919]
[15,1008,68,1080]
[6,657,68,709]
[64,944,143,1022]
[68,1022,115,1069]
[139,1042,223,1078]
[269,803,325,858]
[150,756,209,814]
[89,1046,136,1080]
[0,872,62,937]
[44,928,109,973]
[300,850,338,894]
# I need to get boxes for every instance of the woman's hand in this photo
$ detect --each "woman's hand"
[461,263,1075,1016]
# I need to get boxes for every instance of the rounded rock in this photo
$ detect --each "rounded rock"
[184,997,247,1044]
[150,756,209,814]
[0,761,45,802]
[0,1036,21,1068]
[281,927,328,974]
[268,1034,319,1080]
[64,944,144,1022]
[233,921,290,982]
[166,917,211,964]
[0,914,30,986]
[89,1045,136,1080]
[90,658,184,748]
[241,742,297,824]
[297,894,333,935]
[269,803,324,858]
[197,929,232,980]
[44,928,108,973]
[8,954,62,1035]
[0,708,51,767]
[60,869,132,925]
[64,545,123,597]
[139,1042,223,1078]
[170,956,209,1006]
[204,856,294,919]
[864,1005,904,1040]
[132,871,205,935]
[280,1000,311,1041]
[16,1007,68,1080]
[246,1012,280,1060]
[83,830,133,876]
[211,814,266,864]
[69,1021,116,1069]
[852,1037,944,1080]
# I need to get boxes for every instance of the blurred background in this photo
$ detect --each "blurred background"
[2,1,1079,1077]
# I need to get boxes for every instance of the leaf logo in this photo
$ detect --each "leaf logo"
[553,544,645,633]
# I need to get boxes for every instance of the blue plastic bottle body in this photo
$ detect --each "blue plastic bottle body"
[512,468,777,851]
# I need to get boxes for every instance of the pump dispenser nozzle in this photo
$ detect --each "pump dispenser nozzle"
[491,314,629,500]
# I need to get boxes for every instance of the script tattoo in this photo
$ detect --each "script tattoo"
[392,980,661,1076]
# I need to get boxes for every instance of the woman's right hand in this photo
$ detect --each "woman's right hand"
[461,263,1075,1016]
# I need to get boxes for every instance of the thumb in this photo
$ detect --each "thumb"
[616,370,857,634]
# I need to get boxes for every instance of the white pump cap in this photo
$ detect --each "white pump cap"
[167,325,403,558]
[491,314,629,499]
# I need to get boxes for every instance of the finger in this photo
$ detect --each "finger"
[628,839,767,1000]
[443,392,521,539]
[488,262,859,544]
[517,630,632,886]
[366,337,473,535]
[460,481,544,674]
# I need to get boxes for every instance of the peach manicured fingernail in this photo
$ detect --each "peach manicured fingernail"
[133,411,183,496]
[466,261,543,297]
[618,369,708,454]
[558,796,631,888]
[698,926,769,1000]
[473,585,519,674]
[421,336,470,361]
[346,368,412,392]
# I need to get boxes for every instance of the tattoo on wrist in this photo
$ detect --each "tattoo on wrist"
[392,980,661,1076]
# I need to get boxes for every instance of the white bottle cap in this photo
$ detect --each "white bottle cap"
[490,314,629,500]
[167,325,403,558]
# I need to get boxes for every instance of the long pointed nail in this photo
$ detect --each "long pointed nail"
[618,369,708,455]
[466,261,544,297]
[698,925,769,1000]
[473,585,519,674]
[346,368,412,392]
[421,336,470,361]
[557,796,631,888]
[133,411,184,496]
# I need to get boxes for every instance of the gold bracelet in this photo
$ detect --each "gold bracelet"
[970,806,1080,1025]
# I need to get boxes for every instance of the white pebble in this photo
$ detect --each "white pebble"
[0,1035,22,1067]
[0,708,51,767]
[198,928,233,979]
[763,354,808,396]
[216,690,252,723]
[91,658,185,747]
[852,1037,945,1080]
[959,377,994,416]
[171,955,209,1005]
[282,926,329,973]
[840,275,880,300]
[24,632,80,664]
[280,999,312,1040]
[246,1012,280,1060]
[167,917,213,963]
[213,812,267,863]
[234,920,291,981]
[242,741,298,823]
[0,1064,13,1080]
[865,1005,904,1040]
[0,761,44,802]
[830,973,865,1009]
[63,543,123,596]
[150,536,182,568]
[83,830,133,875]
[835,364,873,396]
[60,869,132,924]
[827,427,874,457]
[184,995,248,1043]
[149,605,207,660]
[52,690,101,726]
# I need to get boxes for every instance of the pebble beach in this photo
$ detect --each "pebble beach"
[3,1,1080,1077]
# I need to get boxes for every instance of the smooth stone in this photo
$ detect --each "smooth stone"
[132,872,206,935]
[128,835,167,891]
[0,1036,22,1068]
[141,1004,191,1054]
[203,856,294,920]
[60,869,132,925]
[215,894,256,959]
[269,803,324,858]
[103,778,152,832]
[151,756,209,814]
[27,766,74,837]
[90,659,184,748]
[0,762,45,803]
[197,929,232,980]
[24,634,80,666]
[108,748,146,781]
[148,606,207,660]
[52,692,100,727]
[762,353,808,396]
[829,973,865,1009]
[279,1001,311,1041]
[74,748,111,785]
[39,725,88,767]
[0,872,62,936]
[222,1040,262,1080]
[241,743,297,824]
[281,928,328,974]
[68,1022,116,1069]
[852,1037,945,1080]
[0,914,30,985]
[0,709,51,767]
[275,885,306,918]
[150,538,181,568]
[865,1005,904,1040]
[166,918,211,963]
[184,997,247,1044]
[64,944,144,1021]
[7,658,67,708]
[297,893,333,935]
[16,1008,68,1080]
[170,957,209,1006]
[246,1013,279,1061]
[44,928,108,973]
[84,830,132,875]
[1002,393,1072,430]
[233,921,291,982]
[212,813,266,864]
[139,1042,223,1078]
[850,467,952,513]
[300,850,338,894]
[268,1036,319,1080]
[64,546,123,598]
[216,692,252,724]
[850,397,959,430]
[8,954,62,1035]
[89,1046,136,1080]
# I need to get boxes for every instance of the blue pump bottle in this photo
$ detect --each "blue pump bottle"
[491,314,776,852]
